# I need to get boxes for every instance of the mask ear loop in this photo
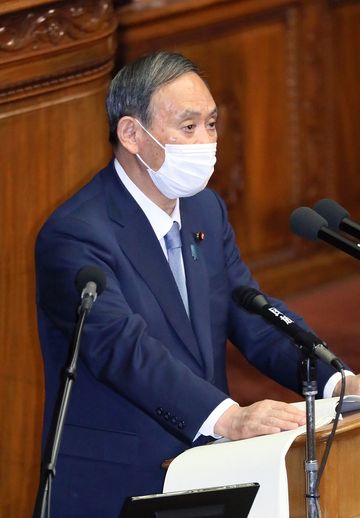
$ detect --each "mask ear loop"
[134,119,165,173]
[134,119,165,150]
[136,152,152,171]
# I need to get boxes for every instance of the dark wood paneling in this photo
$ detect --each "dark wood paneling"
[115,0,360,295]
[1,0,360,515]
[0,1,114,515]
[330,0,360,218]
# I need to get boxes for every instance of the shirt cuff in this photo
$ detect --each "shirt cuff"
[323,370,354,398]
[193,398,239,441]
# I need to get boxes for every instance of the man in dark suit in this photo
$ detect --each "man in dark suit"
[35,51,360,517]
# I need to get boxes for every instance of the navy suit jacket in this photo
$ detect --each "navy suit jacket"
[35,161,334,517]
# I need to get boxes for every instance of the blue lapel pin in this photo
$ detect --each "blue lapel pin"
[191,231,205,260]
[191,244,198,261]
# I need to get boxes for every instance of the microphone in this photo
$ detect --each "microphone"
[232,285,345,371]
[289,206,360,261]
[34,265,107,518]
[314,198,360,240]
[75,265,106,313]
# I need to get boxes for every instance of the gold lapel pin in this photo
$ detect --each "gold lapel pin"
[195,231,205,241]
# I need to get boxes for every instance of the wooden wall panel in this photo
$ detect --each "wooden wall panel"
[179,16,295,261]
[330,0,360,218]
[1,0,360,515]
[0,80,113,518]
[0,1,114,515]
[115,0,359,295]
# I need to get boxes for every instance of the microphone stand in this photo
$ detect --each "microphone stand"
[301,356,321,518]
[34,302,90,518]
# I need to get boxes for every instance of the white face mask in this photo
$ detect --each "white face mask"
[135,119,217,199]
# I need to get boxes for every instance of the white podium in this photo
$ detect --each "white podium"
[163,399,341,518]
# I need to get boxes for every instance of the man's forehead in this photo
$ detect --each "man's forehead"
[150,73,216,118]
[174,107,218,120]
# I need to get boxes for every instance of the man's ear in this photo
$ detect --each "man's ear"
[116,116,141,154]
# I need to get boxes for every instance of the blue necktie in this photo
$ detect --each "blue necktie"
[164,222,189,316]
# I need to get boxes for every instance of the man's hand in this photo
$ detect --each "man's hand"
[333,373,360,397]
[214,400,306,441]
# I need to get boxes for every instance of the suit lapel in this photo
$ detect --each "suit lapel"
[180,198,214,380]
[102,164,204,367]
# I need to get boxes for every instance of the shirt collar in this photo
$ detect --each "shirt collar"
[114,158,181,240]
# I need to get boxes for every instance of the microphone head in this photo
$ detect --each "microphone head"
[232,286,268,314]
[289,206,328,241]
[313,198,350,231]
[75,266,107,295]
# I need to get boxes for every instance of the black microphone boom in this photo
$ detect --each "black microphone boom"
[289,206,360,261]
[314,198,360,240]
[232,285,344,371]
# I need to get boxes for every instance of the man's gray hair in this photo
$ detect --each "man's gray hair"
[106,51,202,146]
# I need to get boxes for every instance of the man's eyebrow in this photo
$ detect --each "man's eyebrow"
[176,107,218,120]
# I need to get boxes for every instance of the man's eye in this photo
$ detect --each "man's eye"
[184,124,195,131]
[208,120,217,129]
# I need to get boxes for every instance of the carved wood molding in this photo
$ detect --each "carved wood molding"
[0,59,112,102]
[0,0,116,101]
[0,0,114,57]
